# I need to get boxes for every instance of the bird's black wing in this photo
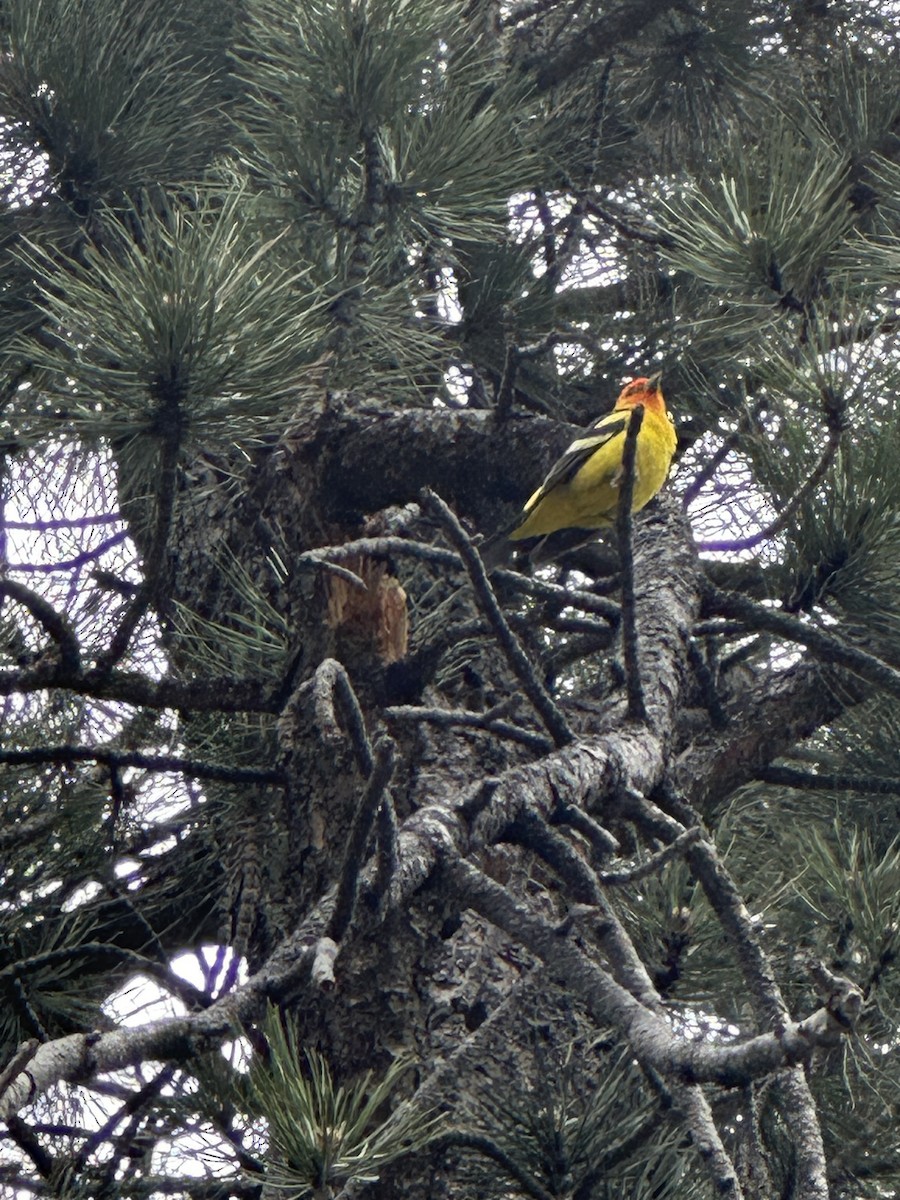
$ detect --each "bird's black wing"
[524,412,629,510]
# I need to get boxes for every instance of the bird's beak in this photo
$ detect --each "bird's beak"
[646,371,662,390]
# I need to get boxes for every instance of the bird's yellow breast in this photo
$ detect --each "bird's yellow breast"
[510,407,676,540]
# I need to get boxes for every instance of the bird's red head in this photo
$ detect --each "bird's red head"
[615,373,666,415]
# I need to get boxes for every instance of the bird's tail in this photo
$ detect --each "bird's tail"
[478,525,607,571]
[477,531,514,570]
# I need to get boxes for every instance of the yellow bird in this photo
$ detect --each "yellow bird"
[507,374,677,542]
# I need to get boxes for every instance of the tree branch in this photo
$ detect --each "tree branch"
[443,855,857,1087]
[526,0,675,90]
[421,487,574,748]
[616,405,647,721]
[0,580,81,675]
[706,584,900,701]
[327,736,395,942]
[698,422,842,554]
[385,701,552,754]
[0,745,284,786]
[623,786,831,1200]
[312,658,374,776]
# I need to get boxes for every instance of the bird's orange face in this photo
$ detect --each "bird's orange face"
[615,375,666,415]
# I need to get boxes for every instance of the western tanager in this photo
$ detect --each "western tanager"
[507,374,677,542]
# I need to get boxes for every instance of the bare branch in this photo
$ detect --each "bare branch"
[302,534,620,619]
[312,658,374,775]
[527,0,677,90]
[599,826,702,885]
[616,405,647,722]
[758,764,900,795]
[385,701,552,754]
[0,1041,39,1099]
[699,423,843,554]
[706,584,900,701]
[443,854,853,1087]
[373,791,400,909]
[421,487,574,748]
[0,580,81,674]
[0,745,284,786]
[94,406,183,674]
[0,665,276,711]
[5,530,129,574]
[327,736,396,942]
[622,785,830,1200]
[549,802,620,859]
[434,1131,557,1200]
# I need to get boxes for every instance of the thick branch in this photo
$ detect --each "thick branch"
[674,659,858,815]
[443,856,856,1086]
[706,585,900,701]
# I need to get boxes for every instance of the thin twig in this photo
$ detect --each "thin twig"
[549,803,620,859]
[312,659,373,776]
[681,399,769,511]
[6,1116,55,1179]
[0,745,284,786]
[300,536,458,569]
[327,736,396,943]
[493,567,620,620]
[302,535,621,619]
[434,1132,556,1200]
[681,433,742,511]
[94,402,183,674]
[533,186,558,276]
[692,619,747,637]
[0,1042,39,1100]
[4,513,122,531]
[384,703,552,754]
[706,584,900,702]
[0,581,81,675]
[297,556,369,591]
[599,827,702,885]
[76,1065,176,1166]
[543,631,619,682]
[330,128,385,346]
[5,531,130,574]
[583,196,674,248]
[508,808,606,905]
[698,424,842,554]
[575,1109,669,1200]
[373,792,400,910]
[616,406,647,722]
[758,765,900,796]
[587,56,614,180]
[686,639,728,730]
[538,613,614,638]
[0,664,275,712]
[421,488,574,748]
[495,342,519,422]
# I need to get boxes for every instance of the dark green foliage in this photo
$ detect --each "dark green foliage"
[5,2,900,1199]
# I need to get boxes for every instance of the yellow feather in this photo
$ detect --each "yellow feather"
[508,379,677,541]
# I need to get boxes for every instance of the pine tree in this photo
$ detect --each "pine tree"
[2,1,900,1197]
